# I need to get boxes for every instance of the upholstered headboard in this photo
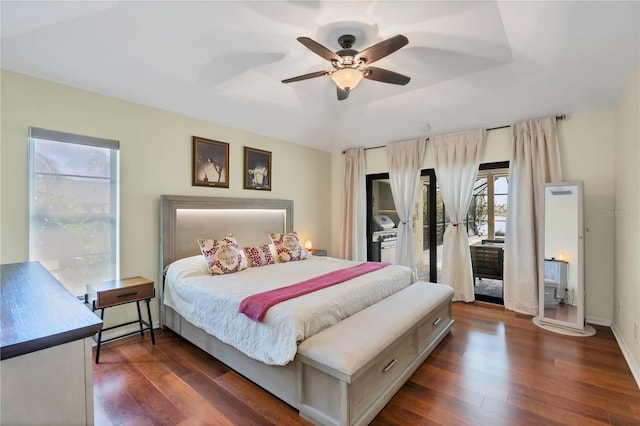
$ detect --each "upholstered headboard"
[160,195,293,270]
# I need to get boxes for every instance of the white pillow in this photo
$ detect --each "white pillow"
[243,244,276,267]
[165,255,209,282]
[268,232,308,263]
[198,235,248,275]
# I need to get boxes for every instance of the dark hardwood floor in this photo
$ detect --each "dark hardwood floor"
[93,302,640,425]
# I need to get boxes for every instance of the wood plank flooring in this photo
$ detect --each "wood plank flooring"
[93,302,640,425]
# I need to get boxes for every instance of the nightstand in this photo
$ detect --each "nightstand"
[87,276,156,363]
[309,249,327,256]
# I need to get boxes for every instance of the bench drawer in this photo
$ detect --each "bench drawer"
[350,332,416,423]
[416,301,450,351]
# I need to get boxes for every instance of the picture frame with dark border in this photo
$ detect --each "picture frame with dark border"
[243,147,271,190]
[192,136,229,188]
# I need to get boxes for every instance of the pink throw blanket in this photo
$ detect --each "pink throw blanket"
[239,261,391,322]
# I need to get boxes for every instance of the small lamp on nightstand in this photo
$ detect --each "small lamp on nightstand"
[305,240,327,256]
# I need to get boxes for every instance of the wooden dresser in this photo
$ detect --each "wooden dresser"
[0,261,103,425]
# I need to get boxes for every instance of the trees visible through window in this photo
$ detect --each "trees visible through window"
[28,128,119,297]
[468,167,509,243]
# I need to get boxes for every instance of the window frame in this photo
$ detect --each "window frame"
[28,127,120,296]
[475,161,510,241]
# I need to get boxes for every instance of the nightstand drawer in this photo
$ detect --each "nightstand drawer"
[87,277,155,309]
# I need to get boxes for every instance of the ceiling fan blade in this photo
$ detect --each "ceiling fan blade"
[364,66,410,85]
[282,70,329,84]
[356,35,409,65]
[337,87,350,101]
[297,37,342,62]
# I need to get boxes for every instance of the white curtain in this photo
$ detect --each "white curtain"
[339,148,367,261]
[386,139,427,277]
[503,116,561,315]
[431,129,487,302]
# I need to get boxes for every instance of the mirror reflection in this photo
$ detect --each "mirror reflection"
[542,184,580,325]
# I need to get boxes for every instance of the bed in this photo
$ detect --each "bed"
[160,195,454,425]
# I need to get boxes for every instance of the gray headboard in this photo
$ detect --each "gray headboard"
[160,195,293,270]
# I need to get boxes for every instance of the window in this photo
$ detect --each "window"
[28,127,120,296]
[468,165,509,243]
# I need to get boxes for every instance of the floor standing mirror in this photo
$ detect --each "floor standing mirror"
[533,181,596,336]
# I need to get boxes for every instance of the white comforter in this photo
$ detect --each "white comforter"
[164,255,413,365]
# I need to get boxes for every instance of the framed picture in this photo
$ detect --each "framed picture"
[192,136,229,187]
[244,146,271,190]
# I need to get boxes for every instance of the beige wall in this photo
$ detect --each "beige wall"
[560,109,616,324]
[331,109,616,323]
[613,65,640,371]
[0,70,332,327]
[2,67,635,359]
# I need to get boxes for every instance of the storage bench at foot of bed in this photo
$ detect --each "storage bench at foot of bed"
[296,282,454,426]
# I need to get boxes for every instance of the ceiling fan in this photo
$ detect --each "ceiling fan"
[282,34,410,100]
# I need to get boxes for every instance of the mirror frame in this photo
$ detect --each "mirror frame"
[534,181,595,336]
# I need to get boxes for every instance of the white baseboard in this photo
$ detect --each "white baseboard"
[586,316,612,327]
[611,323,640,389]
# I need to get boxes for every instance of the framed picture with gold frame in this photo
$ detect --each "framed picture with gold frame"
[192,136,229,187]
[243,147,271,190]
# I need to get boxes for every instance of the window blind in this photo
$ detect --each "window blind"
[28,127,120,296]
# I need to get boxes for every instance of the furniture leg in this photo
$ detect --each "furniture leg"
[95,306,105,364]
[136,301,144,337]
[146,299,156,345]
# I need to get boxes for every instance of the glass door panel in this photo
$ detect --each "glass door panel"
[416,170,438,282]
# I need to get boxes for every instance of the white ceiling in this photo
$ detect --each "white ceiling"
[1,1,638,153]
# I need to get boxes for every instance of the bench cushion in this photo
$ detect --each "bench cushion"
[297,282,454,376]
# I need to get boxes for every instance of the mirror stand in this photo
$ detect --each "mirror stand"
[532,181,596,337]
[532,317,596,336]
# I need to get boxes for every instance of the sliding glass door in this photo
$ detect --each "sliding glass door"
[367,170,439,283]
[367,162,508,295]
[416,170,438,282]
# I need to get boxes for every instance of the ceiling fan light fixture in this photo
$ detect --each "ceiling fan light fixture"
[283,34,409,99]
[331,68,364,91]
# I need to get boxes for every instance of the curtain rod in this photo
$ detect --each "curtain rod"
[341,114,566,154]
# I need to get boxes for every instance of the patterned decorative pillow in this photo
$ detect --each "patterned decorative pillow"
[268,232,308,263]
[243,244,276,268]
[197,235,247,275]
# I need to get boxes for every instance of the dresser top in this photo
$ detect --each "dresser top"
[1,261,103,360]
